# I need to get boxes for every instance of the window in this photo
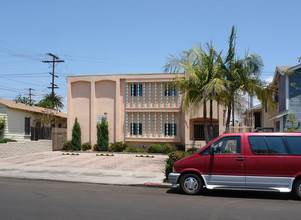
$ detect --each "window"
[199,147,210,155]
[194,124,219,140]
[164,123,177,136]
[25,117,30,135]
[131,83,143,97]
[285,137,301,155]
[164,86,177,96]
[265,136,288,154]
[249,136,289,155]
[131,123,142,135]
[211,136,241,154]
[249,136,269,154]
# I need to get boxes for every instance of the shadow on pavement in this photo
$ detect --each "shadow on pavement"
[166,187,298,201]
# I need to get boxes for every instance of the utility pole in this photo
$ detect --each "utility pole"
[28,88,35,106]
[42,53,64,109]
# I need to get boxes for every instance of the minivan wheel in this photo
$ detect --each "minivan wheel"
[180,173,203,195]
[293,180,301,200]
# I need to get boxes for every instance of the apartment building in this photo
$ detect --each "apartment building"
[67,73,224,149]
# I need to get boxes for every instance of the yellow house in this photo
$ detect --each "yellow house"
[67,73,225,149]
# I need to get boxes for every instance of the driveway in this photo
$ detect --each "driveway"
[0,151,169,185]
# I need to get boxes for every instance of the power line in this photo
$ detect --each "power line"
[0,75,46,87]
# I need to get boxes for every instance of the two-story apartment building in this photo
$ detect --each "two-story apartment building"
[269,64,301,131]
[67,73,224,149]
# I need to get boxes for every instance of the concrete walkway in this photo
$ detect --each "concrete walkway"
[0,151,171,187]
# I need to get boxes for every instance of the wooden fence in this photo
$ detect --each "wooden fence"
[31,127,67,151]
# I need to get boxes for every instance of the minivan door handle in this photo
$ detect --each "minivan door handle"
[236,157,244,161]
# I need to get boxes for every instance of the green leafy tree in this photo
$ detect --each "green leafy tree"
[284,113,301,132]
[71,118,81,151]
[36,92,64,110]
[165,43,225,143]
[217,26,264,133]
[97,117,109,151]
[13,94,32,105]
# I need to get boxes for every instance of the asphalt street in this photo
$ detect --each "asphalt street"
[1,177,300,220]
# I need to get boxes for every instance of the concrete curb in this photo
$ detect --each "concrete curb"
[0,176,172,189]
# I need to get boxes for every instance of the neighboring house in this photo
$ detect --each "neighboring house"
[246,104,274,132]
[0,99,67,141]
[67,74,225,149]
[269,64,301,131]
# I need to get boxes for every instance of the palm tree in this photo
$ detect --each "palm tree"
[217,26,264,133]
[36,92,64,110]
[164,43,226,143]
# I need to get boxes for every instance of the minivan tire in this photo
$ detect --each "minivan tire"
[293,179,301,200]
[179,173,203,195]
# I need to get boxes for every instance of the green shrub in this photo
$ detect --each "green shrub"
[71,118,81,151]
[109,142,127,152]
[162,144,177,154]
[81,142,92,151]
[284,127,298,132]
[147,144,164,153]
[147,144,177,154]
[62,140,72,151]
[0,138,17,144]
[0,116,5,136]
[187,147,199,154]
[165,151,191,180]
[93,144,98,151]
[97,117,109,151]
[123,146,145,153]
[176,144,185,151]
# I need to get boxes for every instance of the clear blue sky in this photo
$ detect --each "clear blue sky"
[0,0,300,112]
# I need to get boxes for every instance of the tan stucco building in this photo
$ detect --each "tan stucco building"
[67,73,224,149]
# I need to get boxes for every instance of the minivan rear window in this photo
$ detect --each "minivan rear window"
[285,137,301,155]
[248,136,288,155]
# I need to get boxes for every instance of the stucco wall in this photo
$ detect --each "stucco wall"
[67,74,225,148]
[0,140,52,158]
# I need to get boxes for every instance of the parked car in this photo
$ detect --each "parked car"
[169,132,301,199]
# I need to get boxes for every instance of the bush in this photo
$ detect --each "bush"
[176,144,185,151]
[147,144,177,154]
[62,140,72,151]
[284,127,298,132]
[71,118,81,151]
[109,142,127,152]
[81,142,92,151]
[123,146,145,153]
[93,144,98,151]
[187,147,199,154]
[162,144,177,154]
[165,151,191,180]
[0,138,17,144]
[97,117,109,151]
[0,116,5,136]
[147,144,164,153]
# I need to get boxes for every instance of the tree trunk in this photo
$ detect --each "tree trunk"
[203,100,209,144]
[209,99,213,141]
[225,102,232,133]
[232,99,235,129]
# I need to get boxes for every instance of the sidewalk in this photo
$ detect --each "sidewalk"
[0,151,171,187]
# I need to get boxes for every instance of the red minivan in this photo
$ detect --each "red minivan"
[168,133,301,199]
